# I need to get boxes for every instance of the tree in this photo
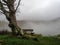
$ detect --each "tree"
[0,0,23,36]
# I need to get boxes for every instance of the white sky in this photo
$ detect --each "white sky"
[0,0,60,21]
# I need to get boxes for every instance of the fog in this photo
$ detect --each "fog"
[17,18,60,36]
[0,0,60,35]
[16,0,60,21]
[0,0,60,21]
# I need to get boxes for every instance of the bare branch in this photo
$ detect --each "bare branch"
[15,0,21,12]
[6,0,15,13]
[2,3,7,5]
[0,0,6,12]
[0,0,9,15]
[2,0,8,4]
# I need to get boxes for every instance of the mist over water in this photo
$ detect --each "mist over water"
[0,0,60,35]
[18,19,60,36]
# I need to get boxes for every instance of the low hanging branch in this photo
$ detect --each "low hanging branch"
[0,0,23,36]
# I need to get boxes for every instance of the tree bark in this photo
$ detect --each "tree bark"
[7,13,23,36]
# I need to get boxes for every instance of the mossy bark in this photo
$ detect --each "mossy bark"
[6,13,23,36]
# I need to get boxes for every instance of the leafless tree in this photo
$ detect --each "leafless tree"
[0,0,23,36]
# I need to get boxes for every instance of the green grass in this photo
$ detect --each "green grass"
[0,35,60,45]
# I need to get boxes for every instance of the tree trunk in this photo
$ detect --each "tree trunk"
[6,13,23,36]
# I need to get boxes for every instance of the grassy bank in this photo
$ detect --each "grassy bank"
[0,35,60,45]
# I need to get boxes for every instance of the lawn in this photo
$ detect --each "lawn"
[0,35,60,45]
